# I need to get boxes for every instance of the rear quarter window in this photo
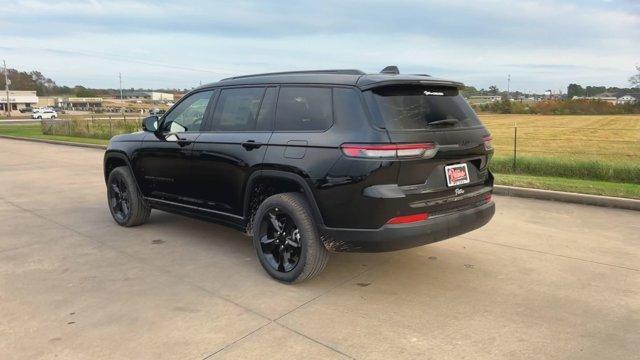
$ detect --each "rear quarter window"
[275,87,333,131]
[366,86,481,130]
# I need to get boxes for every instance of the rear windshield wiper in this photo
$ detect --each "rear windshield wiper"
[427,118,459,127]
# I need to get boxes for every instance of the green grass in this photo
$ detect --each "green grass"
[490,155,640,184]
[494,173,640,199]
[0,124,108,145]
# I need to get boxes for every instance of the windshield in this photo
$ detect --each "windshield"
[367,86,481,130]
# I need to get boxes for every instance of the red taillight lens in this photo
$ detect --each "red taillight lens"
[341,143,437,159]
[483,135,493,151]
[484,193,492,203]
[386,213,429,225]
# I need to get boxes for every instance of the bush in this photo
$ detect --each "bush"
[476,99,640,115]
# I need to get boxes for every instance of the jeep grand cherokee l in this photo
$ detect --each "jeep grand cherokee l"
[103,67,495,283]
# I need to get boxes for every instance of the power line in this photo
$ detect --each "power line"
[1,46,231,75]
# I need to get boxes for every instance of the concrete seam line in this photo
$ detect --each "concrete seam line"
[494,185,640,211]
[461,235,640,272]
[0,134,107,150]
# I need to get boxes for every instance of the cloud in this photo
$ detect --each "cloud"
[0,0,638,91]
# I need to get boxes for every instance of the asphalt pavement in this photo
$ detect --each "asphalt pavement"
[1,138,638,359]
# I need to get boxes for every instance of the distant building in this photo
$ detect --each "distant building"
[467,95,502,104]
[56,97,103,110]
[121,91,174,101]
[617,95,638,105]
[571,95,617,104]
[0,90,38,112]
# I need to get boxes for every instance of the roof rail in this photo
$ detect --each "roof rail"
[221,69,366,81]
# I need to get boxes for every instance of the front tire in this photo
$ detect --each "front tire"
[253,193,329,283]
[107,166,150,227]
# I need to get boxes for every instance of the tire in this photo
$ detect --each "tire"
[107,166,150,227]
[252,192,329,283]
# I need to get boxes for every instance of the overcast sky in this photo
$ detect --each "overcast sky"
[1,0,639,92]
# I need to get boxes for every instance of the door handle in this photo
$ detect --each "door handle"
[242,140,263,150]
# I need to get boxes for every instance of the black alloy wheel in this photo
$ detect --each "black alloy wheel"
[106,166,150,227]
[258,208,302,273]
[109,176,131,223]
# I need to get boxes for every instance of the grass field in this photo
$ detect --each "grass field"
[480,114,640,163]
[480,114,640,188]
[0,124,108,145]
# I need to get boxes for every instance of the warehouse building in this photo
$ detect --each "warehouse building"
[121,91,174,101]
[0,90,39,112]
[56,97,103,110]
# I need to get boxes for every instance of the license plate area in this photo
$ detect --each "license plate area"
[445,163,470,187]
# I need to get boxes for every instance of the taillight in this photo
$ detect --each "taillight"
[386,213,429,225]
[484,193,492,203]
[341,143,437,159]
[483,135,493,151]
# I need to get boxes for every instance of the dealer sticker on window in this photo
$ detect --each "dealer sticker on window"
[445,163,470,187]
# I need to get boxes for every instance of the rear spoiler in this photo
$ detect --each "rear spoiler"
[357,79,465,91]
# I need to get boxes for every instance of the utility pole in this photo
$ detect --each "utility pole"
[3,60,10,115]
[119,72,123,102]
[507,74,511,99]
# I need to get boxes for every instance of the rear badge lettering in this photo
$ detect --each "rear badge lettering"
[455,188,465,196]
[424,91,444,96]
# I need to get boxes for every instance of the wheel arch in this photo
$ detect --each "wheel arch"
[243,170,325,229]
[104,150,133,183]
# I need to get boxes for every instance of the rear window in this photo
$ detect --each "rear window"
[367,86,481,130]
[275,87,333,131]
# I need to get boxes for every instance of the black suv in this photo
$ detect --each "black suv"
[103,67,495,283]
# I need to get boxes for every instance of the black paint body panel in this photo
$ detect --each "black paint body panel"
[104,73,495,252]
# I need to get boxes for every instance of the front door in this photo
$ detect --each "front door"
[133,90,215,204]
[190,86,276,216]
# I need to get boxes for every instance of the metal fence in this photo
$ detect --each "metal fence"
[487,124,640,170]
[42,115,142,140]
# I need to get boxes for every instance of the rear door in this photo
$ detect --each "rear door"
[363,85,492,194]
[189,86,276,216]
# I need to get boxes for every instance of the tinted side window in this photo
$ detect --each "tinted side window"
[162,90,213,133]
[333,88,369,127]
[212,87,265,131]
[275,87,333,131]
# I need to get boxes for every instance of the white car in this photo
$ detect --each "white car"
[32,110,57,119]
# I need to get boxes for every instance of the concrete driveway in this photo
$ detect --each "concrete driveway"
[1,138,638,359]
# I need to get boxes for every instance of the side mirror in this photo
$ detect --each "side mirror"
[141,116,158,132]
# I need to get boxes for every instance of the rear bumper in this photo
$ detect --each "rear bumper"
[320,201,495,252]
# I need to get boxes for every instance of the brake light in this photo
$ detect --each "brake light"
[483,135,493,151]
[484,193,492,203]
[341,143,437,159]
[386,213,429,224]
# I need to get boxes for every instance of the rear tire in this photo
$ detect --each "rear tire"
[252,193,329,283]
[107,166,150,227]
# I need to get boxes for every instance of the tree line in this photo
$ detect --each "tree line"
[0,68,186,97]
